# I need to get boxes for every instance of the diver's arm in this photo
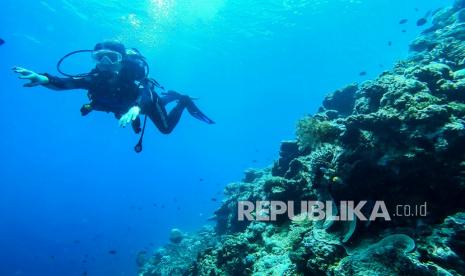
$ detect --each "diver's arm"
[12,67,90,90]
[41,73,90,90]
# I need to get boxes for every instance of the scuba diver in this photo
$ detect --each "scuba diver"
[12,41,214,152]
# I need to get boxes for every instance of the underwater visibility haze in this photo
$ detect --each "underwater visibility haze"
[1,0,465,275]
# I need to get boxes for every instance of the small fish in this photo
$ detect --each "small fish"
[199,178,204,182]
[108,250,117,255]
[399,19,408,24]
[415,8,419,12]
[252,160,258,163]
[401,29,407,33]
[388,41,392,46]
[359,71,367,76]
[82,271,88,276]
[211,197,217,202]
[0,38,4,46]
[153,203,157,207]
[417,18,427,26]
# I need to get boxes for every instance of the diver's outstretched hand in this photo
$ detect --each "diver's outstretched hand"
[12,67,49,87]
[119,106,141,128]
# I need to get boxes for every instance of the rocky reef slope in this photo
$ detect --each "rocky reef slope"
[138,1,465,275]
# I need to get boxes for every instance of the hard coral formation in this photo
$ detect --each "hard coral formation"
[169,228,184,244]
[138,226,217,276]
[138,1,465,275]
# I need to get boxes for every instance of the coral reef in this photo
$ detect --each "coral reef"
[169,228,185,244]
[138,1,465,275]
[138,226,218,276]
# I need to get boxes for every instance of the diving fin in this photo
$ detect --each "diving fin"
[185,100,215,124]
[163,91,215,124]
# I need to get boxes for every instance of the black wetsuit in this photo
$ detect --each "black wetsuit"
[42,70,189,134]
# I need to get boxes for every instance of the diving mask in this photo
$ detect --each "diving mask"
[92,50,123,72]
[92,50,123,64]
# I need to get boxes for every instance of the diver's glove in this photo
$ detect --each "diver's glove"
[12,67,49,87]
[119,106,141,128]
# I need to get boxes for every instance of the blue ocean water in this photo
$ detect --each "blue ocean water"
[0,0,448,275]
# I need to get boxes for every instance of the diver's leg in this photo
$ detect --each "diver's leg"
[160,90,186,106]
[160,94,178,106]
[162,91,215,124]
[146,96,171,134]
[146,93,187,134]
[164,101,188,132]
[145,90,214,134]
